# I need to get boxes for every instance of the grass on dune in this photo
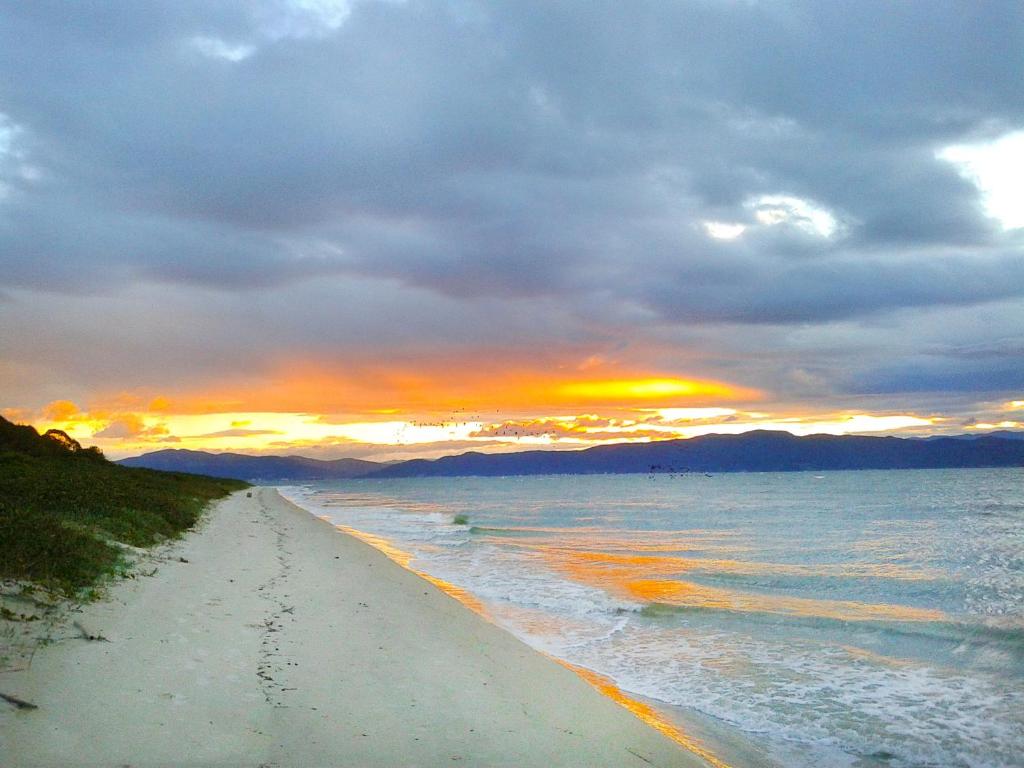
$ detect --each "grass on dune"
[0,416,248,595]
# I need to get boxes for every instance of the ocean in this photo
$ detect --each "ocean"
[280,468,1024,768]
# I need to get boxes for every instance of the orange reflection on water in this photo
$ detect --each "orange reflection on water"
[530,547,945,623]
[560,661,732,768]
[553,549,705,575]
[511,536,936,581]
[626,578,945,623]
[496,529,749,556]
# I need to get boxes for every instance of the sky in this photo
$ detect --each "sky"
[1,0,1022,461]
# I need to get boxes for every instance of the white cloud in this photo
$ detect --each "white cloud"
[0,115,14,157]
[0,111,25,200]
[199,1,402,55]
[189,1,363,60]
[290,0,353,30]
[748,194,839,238]
[189,36,255,62]
[649,407,738,422]
[703,220,747,240]
[939,130,1024,230]
[722,108,803,139]
[258,0,354,40]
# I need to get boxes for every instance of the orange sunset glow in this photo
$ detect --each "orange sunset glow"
[13,364,947,461]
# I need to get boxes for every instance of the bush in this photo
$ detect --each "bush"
[0,502,121,592]
[0,416,247,594]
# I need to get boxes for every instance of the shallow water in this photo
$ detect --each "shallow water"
[281,468,1024,768]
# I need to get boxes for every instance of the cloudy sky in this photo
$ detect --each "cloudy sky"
[1,0,1022,460]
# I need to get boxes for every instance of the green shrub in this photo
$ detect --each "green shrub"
[0,416,247,594]
[0,502,121,592]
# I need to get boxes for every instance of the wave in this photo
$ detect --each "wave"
[636,599,1024,652]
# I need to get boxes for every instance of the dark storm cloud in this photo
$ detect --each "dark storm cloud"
[3,3,1021,278]
[850,333,1024,395]
[851,361,1024,396]
[0,0,1022,407]
[638,248,1024,324]
[0,189,355,291]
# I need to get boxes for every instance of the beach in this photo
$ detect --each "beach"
[1,487,708,767]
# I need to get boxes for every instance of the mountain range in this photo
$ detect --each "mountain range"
[118,449,380,480]
[118,431,1024,481]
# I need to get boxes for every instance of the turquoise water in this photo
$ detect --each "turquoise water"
[282,468,1024,767]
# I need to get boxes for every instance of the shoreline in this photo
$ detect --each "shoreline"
[285,488,785,768]
[324,519,743,768]
[1,487,716,767]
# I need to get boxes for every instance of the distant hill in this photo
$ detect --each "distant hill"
[368,430,1024,478]
[119,449,383,481]
[920,430,1024,441]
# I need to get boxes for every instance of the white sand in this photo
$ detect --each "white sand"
[0,487,715,767]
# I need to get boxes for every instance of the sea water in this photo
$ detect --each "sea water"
[280,468,1024,768]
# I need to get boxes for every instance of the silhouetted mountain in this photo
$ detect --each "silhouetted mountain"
[368,430,1024,478]
[985,430,1024,441]
[119,431,1024,482]
[919,430,1024,442]
[119,449,382,481]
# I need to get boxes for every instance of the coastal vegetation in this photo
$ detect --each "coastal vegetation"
[0,416,247,595]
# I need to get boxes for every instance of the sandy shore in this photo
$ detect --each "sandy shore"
[1,487,713,767]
